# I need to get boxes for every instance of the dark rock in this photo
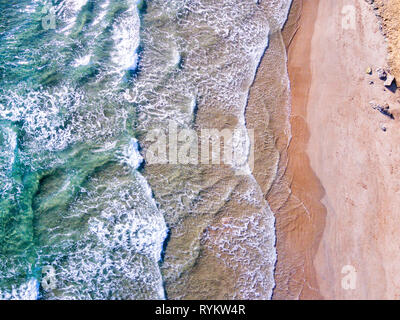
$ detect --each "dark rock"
[376,67,387,80]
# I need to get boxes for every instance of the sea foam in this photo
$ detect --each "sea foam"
[0,279,39,300]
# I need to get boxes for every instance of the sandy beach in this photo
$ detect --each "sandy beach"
[276,0,400,299]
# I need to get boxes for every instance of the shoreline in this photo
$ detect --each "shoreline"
[245,0,323,300]
[272,0,325,299]
[277,0,400,299]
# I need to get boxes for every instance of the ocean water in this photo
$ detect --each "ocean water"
[0,0,292,300]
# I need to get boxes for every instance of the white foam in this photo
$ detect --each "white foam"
[171,47,181,68]
[111,3,140,74]
[0,85,81,153]
[0,279,39,300]
[120,138,143,170]
[4,127,17,165]
[73,54,91,67]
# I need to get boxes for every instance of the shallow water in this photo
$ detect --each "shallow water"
[0,0,292,300]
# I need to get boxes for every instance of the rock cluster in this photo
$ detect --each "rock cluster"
[370,101,395,119]
[365,0,400,81]
[372,67,396,88]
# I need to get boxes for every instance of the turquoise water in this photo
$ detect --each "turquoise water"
[0,0,166,299]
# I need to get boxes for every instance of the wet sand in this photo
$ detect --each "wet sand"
[246,0,324,300]
[276,0,400,299]
[274,0,325,299]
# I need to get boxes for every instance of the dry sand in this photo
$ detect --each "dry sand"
[373,0,400,81]
[280,0,400,299]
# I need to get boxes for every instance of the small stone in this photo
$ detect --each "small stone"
[381,126,387,132]
[366,67,372,75]
[376,67,387,80]
[370,100,378,108]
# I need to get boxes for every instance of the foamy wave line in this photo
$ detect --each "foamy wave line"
[111,0,143,75]
[235,0,293,298]
[118,138,169,295]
